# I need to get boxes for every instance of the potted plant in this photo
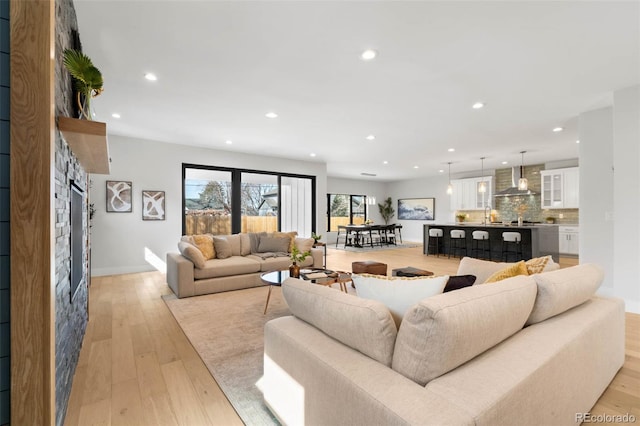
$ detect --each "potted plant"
[311,232,322,244]
[378,197,396,224]
[63,49,104,120]
[456,213,466,223]
[289,246,311,278]
[545,216,556,224]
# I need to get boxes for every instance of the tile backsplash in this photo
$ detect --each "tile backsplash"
[457,164,578,224]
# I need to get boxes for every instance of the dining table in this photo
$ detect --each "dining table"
[336,224,402,248]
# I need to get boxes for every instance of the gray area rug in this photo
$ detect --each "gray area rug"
[163,286,290,425]
[332,242,421,252]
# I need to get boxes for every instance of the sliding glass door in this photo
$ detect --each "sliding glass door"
[184,168,233,235]
[183,164,315,236]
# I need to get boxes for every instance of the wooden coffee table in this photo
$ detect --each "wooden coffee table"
[261,268,352,314]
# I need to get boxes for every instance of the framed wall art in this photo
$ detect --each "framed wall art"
[142,190,166,221]
[397,198,435,220]
[106,180,132,213]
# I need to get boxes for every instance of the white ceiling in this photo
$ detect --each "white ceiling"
[74,1,639,182]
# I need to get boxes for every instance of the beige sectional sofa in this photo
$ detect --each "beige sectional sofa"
[262,260,624,425]
[166,232,323,298]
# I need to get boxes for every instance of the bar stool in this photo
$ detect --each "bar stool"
[427,228,443,257]
[448,229,467,259]
[502,232,522,261]
[471,230,491,260]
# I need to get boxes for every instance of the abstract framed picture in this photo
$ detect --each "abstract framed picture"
[398,198,435,220]
[142,190,166,221]
[106,180,132,213]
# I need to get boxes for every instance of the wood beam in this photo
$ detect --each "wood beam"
[10,0,56,424]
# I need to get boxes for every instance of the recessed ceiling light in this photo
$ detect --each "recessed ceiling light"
[225,140,233,145]
[413,165,419,169]
[438,169,444,173]
[448,148,455,152]
[265,112,278,119]
[361,49,377,60]
[576,140,580,144]
[553,127,563,132]
[310,153,316,157]
[472,102,485,109]
[111,113,121,119]
[502,161,508,165]
[366,134,375,141]
[383,161,388,165]
[144,73,157,81]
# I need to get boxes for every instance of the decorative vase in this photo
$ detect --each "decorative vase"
[289,262,300,278]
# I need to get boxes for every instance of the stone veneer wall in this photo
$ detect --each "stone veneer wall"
[460,164,579,224]
[54,0,89,425]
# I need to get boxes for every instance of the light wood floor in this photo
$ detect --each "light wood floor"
[64,246,639,425]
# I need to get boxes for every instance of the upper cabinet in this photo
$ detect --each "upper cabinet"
[450,176,493,211]
[540,167,579,209]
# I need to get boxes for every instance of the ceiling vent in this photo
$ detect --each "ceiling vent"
[360,172,377,177]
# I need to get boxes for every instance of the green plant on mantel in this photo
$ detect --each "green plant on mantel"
[378,197,396,224]
[63,49,103,120]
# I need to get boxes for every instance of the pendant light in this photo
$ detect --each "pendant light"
[446,162,453,195]
[518,151,528,191]
[478,157,487,193]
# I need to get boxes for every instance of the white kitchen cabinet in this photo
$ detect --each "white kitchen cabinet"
[541,167,579,209]
[450,176,493,211]
[558,225,579,255]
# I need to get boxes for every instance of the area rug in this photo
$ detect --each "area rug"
[332,242,421,252]
[163,286,291,425]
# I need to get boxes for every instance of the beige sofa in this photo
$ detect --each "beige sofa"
[166,232,324,298]
[262,260,624,425]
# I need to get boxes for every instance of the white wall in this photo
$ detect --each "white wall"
[613,86,640,312]
[386,174,451,243]
[579,84,640,313]
[90,135,327,276]
[579,107,614,293]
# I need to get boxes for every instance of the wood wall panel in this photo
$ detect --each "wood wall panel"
[10,0,55,425]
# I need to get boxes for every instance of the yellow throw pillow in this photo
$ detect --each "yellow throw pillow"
[271,231,298,252]
[525,255,551,275]
[484,261,529,283]
[192,234,216,260]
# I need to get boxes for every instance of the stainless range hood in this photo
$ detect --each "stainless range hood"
[494,167,538,197]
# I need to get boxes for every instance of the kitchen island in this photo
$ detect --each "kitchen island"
[423,223,559,262]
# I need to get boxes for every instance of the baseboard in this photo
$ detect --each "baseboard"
[91,264,156,277]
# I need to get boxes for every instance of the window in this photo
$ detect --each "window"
[183,164,315,236]
[326,194,370,232]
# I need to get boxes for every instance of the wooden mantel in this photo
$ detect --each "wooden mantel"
[58,116,111,174]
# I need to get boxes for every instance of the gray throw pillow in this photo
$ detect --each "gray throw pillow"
[257,236,290,253]
[212,236,232,259]
[178,241,206,268]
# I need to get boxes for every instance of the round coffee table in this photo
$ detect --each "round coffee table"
[261,268,351,314]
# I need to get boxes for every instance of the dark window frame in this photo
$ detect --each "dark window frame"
[326,193,371,232]
[182,163,316,235]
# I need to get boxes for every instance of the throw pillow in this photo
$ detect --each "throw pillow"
[226,234,242,256]
[240,233,252,256]
[354,273,449,327]
[248,231,267,254]
[271,231,298,252]
[212,236,232,259]
[525,263,604,325]
[177,241,206,268]
[258,236,291,253]
[525,255,551,275]
[443,275,477,292]
[294,237,314,254]
[484,261,529,283]
[191,234,215,260]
